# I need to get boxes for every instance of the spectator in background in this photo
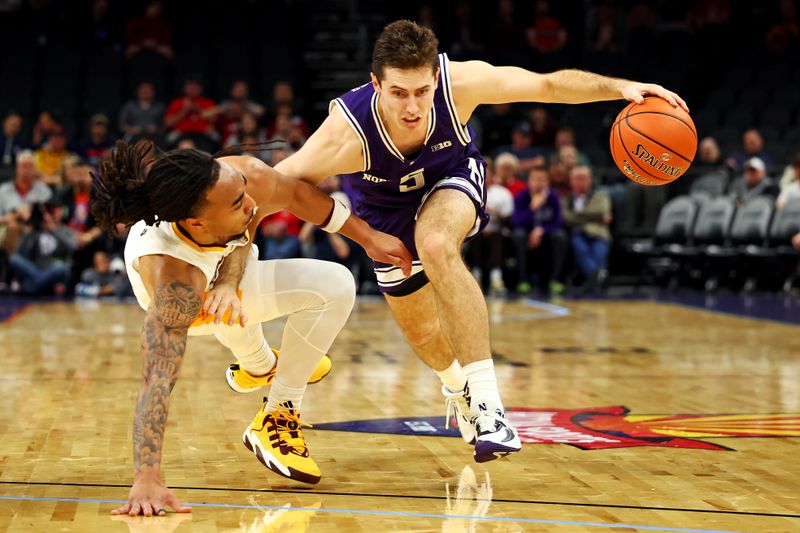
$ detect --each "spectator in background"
[526,0,568,64]
[221,80,265,119]
[258,210,302,260]
[726,129,773,172]
[467,159,514,296]
[224,111,266,148]
[728,157,779,206]
[779,151,800,191]
[31,111,61,149]
[214,100,245,145]
[695,136,729,175]
[9,201,74,295]
[548,145,580,198]
[528,106,558,148]
[480,103,523,153]
[0,151,51,254]
[75,250,131,297]
[0,112,24,181]
[494,122,546,172]
[80,114,114,169]
[119,82,164,142]
[267,141,291,166]
[34,128,74,188]
[124,0,173,59]
[86,0,120,50]
[766,0,799,55]
[562,166,612,292]
[549,127,590,166]
[793,232,800,250]
[487,0,526,65]
[268,102,310,139]
[0,150,52,216]
[164,77,219,148]
[448,0,484,60]
[267,109,308,151]
[59,157,103,287]
[494,152,526,197]
[511,166,567,297]
[272,81,296,109]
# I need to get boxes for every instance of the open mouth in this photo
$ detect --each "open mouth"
[402,117,421,126]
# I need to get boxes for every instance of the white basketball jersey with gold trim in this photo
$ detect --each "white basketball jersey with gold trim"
[125,220,255,311]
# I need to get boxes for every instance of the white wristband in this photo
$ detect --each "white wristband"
[320,198,350,233]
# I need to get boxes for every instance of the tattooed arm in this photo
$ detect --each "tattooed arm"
[112,254,205,517]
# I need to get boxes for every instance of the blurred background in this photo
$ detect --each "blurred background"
[0,0,798,299]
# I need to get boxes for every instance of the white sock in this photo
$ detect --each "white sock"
[463,359,504,416]
[265,379,306,412]
[436,360,467,393]
[239,340,277,376]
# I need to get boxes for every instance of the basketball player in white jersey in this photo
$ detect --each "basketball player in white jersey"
[272,21,688,461]
[93,140,412,516]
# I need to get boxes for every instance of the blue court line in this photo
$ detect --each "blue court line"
[0,495,744,532]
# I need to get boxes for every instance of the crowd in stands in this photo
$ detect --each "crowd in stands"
[0,0,799,297]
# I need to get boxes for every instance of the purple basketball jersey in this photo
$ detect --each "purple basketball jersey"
[332,54,488,295]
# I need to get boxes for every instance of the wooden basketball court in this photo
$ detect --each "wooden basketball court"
[0,295,798,532]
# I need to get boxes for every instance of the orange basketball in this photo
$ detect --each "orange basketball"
[609,96,697,186]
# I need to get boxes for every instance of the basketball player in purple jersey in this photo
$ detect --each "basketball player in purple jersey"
[275,20,688,461]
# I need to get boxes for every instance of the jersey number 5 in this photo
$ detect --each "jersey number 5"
[399,169,425,192]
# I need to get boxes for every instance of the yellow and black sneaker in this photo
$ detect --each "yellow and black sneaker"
[226,349,332,393]
[242,400,321,485]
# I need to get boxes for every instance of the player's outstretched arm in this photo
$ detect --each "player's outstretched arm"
[451,61,688,121]
[225,155,412,276]
[112,257,203,517]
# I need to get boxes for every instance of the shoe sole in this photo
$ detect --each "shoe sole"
[242,430,321,485]
[473,441,522,463]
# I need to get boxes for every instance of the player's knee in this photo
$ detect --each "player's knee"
[401,319,439,349]
[320,262,356,312]
[417,230,459,270]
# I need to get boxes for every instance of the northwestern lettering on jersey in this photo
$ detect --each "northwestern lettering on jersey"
[632,144,684,177]
[362,173,388,183]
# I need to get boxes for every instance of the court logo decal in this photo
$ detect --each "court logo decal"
[313,406,800,450]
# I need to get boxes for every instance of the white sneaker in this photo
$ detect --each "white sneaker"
[442,385,476,445]
[473,406,522,463]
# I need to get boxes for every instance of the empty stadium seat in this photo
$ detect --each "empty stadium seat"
[630,195,700,287]
[704,196,774,289]
[742,199,800,290]
[690,170,729,198]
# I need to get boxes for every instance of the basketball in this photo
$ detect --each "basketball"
[610,96,697,186]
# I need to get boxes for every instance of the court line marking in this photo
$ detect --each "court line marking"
[1,481,798,519]
[0,495,744,532]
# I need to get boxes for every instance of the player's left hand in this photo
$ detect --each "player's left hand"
[621,82,689,113]
[202,284,247,327]
[365,230,413,277]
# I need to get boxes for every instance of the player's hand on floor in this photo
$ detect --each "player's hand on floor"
[202,284,247,326]
[366,230,413,277]
[111,475,192,517]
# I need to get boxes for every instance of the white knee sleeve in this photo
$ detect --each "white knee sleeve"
[272,260,356,388]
